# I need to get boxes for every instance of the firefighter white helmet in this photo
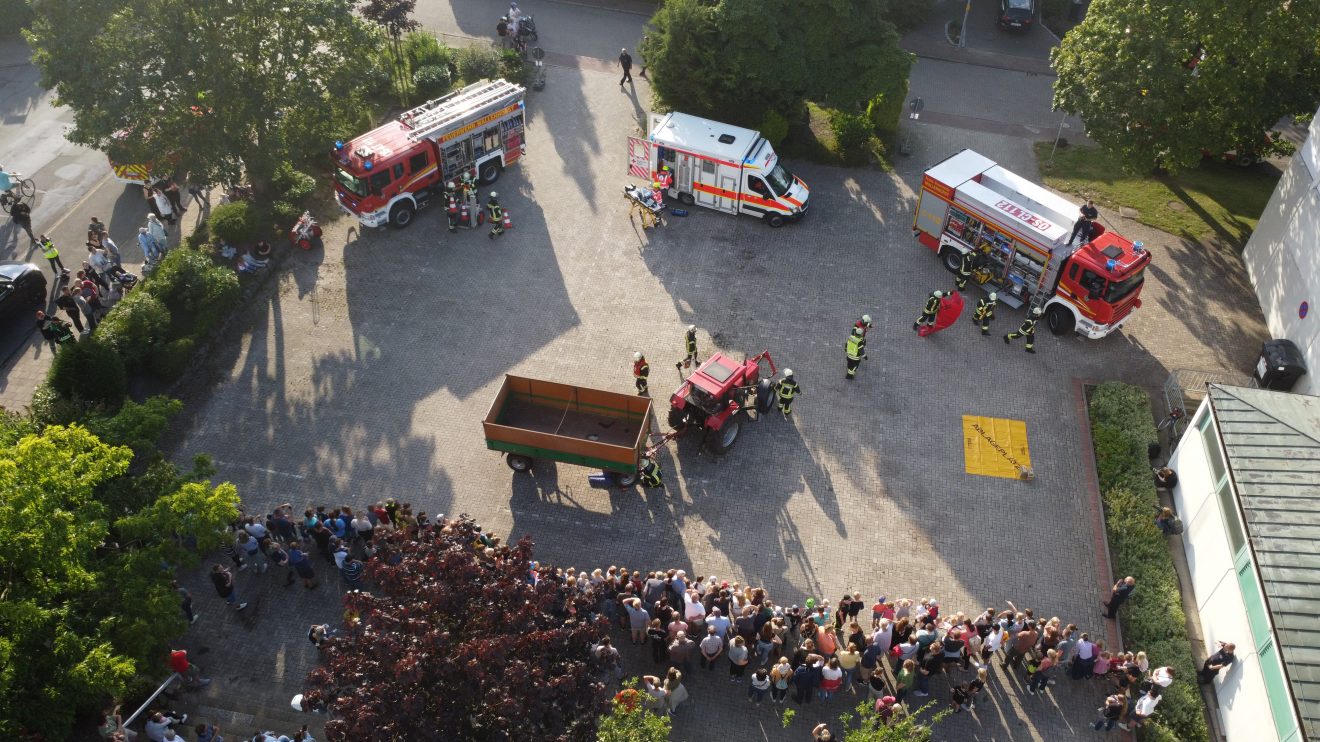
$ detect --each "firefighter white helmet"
[1032,307,1043,316]
[687,324,695,332]
[933,290,944,298]
[989,292,998,301]
[489,191,498,199]
[784,369,794,378]
[634,351,643,361]
[861,314,872,325]
[447,181,455,189]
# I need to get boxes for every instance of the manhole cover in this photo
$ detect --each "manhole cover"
[1119,206,1141,218]
[1165,201,1187,212]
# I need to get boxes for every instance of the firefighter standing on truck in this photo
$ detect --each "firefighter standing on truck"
[639,456,662,488]
[1004,307,1042,353]
[845,327,867,380]
[682,325,699,368]
[914,290,942,331]
[633,352,650,395]
[776,369,802,416]
[487,192,505,239]
[972,293,998,336]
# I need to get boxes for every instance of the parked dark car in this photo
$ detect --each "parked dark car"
[0,263,48,323]
[999,0,1036,29]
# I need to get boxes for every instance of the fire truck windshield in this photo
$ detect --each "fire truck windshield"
[1105,272,1144,304]
[766,163,794,196]
[335,168,367,197]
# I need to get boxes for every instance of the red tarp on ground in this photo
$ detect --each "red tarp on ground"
[918,291,966,337]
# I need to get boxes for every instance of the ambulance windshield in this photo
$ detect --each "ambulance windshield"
[766,163,794,196]
[335,168,367,197]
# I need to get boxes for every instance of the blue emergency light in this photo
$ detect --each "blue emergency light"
[364,160,373,170]
[1132,240,1145,253]
[334,140,344,150]
[1106,258,1117,271]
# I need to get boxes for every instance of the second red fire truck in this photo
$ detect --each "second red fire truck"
[913,149,1151,339]
[332,79,527,229]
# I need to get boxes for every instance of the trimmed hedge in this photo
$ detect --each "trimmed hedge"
[48,336,127,405]
[95,291,170,371]
[1087,382,1209,742]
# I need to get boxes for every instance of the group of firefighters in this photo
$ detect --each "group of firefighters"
[631,325,802,412]
[440,172,508,239]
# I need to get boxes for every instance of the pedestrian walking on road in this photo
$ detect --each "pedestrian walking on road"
[633,351,650,395]
[147,213,169,248]
[618,48,633,86]
[1003,307,1041,353]
[1102,576,1136,618]
[168,649,211,689]
[39,234,68,279]
[845,326,866,380]
[972,292,997,335]
[776,369,801,416]
[10,199,35,244]
[914,290,942,331]
[682,324,699,368]
[209,564,248,611]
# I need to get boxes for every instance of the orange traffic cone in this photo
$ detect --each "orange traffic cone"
[502,211,513,230]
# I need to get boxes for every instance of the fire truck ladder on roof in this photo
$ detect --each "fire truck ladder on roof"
[403,80,521,143]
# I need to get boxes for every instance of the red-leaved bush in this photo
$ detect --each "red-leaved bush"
[302,516,612,740]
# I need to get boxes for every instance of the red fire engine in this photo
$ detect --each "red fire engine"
[913,149,1151,339]
[331,79,527,229]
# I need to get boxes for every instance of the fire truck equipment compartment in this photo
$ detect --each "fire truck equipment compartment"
[962,415,1032,479]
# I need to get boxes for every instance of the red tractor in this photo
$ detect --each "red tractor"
[666,350,779,455]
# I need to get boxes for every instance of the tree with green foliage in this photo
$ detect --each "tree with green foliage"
[25,0,377,200]
[359,0,420,107]
[641,0,912,129]
[0,421,240,740]
[837,700,950,741]
[1051,0,1320,171]
[597,680,671,741]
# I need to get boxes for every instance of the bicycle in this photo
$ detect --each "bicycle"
[0,169,36,214]
[1156,406,1185,431]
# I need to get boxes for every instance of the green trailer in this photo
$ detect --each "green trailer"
[483,375,654,486]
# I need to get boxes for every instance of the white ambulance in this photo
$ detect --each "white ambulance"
[628,112,810,227]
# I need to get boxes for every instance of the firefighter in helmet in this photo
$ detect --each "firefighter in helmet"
[487,191,504,239]
[972,292,997,336]
[682,324,698,368]
[854,314,873,337]
[955,249,979,291]
[445,181,459,232]
[633,351,650,395]
[775,369,802,416]
[638,456,663,488]
[1004,307,1042,353]
[914,290,943,331]
[845,327,867,380]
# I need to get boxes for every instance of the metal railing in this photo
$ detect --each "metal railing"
[121,672,181,730]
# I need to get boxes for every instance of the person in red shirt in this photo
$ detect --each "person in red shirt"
[169,649,211,688]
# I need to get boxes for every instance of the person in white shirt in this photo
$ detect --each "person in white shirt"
[699,626,725,669]
[1130,688,1162,729]
[143,711,185,742]
[706,607,731,641]
[146,213,169,247]
[1150,665,1175,687]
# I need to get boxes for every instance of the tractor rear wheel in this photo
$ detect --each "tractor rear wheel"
[705,412,745,455]
[755,379,775,414]
[506,454,534,472]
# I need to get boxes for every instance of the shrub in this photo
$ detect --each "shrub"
[759,110,790,147]
[413,64,453,100]
[867,87,907,141]
[454,46,500,84]
[29,381,90,426]
[95,291,170,370]
[497,48,526,84]
[182,217,211,250]
[150,337,195,380]
[829,109,874,158]
[403,30,451,72]
[1087,381,1210,742]
[48,337,127,406]
[272,200,302,229]
[272,163,317,204]
[142,247,240,340]
[208,201,259,246]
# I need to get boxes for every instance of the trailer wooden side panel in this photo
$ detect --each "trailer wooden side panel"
[482,375,652,473]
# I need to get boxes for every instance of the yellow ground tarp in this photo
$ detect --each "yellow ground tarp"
[962,415,1032,479]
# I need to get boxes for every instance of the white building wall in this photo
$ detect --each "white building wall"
[1242,111,1320,396]
[1168,404,1281,741]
